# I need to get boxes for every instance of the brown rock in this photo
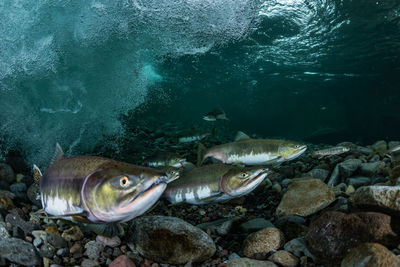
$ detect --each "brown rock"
[62,226,83,241]
[341,243,400,267]
[276,178,335,217]
[242,227,285,258]
[305,211,399,266]
[268,250,298,267]
[129,216,215,264]
[350,185,400,215]
[227,258,278,267]
[109,255,136,267]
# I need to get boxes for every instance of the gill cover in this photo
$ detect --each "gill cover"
[81,167,139,222]
[219,168,247,196]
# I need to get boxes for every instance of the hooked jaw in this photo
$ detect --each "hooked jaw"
[287,145,307,161]
[223,168,268,197]
[83,175,168,223]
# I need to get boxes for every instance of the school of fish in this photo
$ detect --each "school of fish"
[34,108,354,233]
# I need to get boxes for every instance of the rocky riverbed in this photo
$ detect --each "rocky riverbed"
[1,132,400,266]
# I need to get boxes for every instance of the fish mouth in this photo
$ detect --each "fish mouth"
[116,176,167,223]
[233,168,268,197]
[288,145,307,160]
[131,175,168,202]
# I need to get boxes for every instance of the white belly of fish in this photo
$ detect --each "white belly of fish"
[42,193,83,216]
[227,152,277,165]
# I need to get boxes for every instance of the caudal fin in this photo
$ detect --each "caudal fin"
[197,142,207,167]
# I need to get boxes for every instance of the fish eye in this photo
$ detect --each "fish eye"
[294,145,300,149]
[120,176,130,187]
[241,172,247,177]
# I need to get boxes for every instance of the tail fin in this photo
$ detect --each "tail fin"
[197,142,207,167]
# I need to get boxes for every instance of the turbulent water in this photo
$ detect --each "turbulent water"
[1,0,400,165]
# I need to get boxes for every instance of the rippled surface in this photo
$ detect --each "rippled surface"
[0,0,399,164]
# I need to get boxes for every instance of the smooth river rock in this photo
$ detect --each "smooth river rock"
[305,211,399,266]
[128,216,216,264]
[227,258,278,267]
[341,243,399,267]
[242,227,285,258]
[350,185,400,215]
[0,237,40,266]
[276,178,335,217]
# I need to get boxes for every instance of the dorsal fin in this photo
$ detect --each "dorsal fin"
[50,143,64,165]
[33,164,42,184]
[234,131,250,141]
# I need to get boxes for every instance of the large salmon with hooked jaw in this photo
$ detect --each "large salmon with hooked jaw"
[198,132,307,166]
[35,145,173,224]
[163,164,268,205]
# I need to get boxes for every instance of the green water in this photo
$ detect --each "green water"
[0,0,400,165]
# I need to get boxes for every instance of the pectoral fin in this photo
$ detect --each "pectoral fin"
[264,156,282,165]
[85,223,125,237]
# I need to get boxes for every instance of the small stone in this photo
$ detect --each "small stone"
[62,226,83,241]
[242,227,285,258]
[128,216,216,264]
[197,218,235,236]
[33,237,43,247]
[0,237,40,266]
[346,177,371,188]
[43,257,53,267]
[84,241,104,260]
[272,182,282,193]
[56,248,69,257]
[360,161,384,176]
[126,250,143,265]
[227,258,278,267]
[0,223,10,239]
[81,258,100,267]
[274,216,308,241]
[345,185,355,195]
[32,230,48,241]
[47,233,67,249]
[306,168,330,182]
[69,242,82,254]
[283,238,313,259]
[356,146,373,155]
[9,183,27,199]
[370,140,387,154]
[328,159,362,186]
[109,255,136,267]
[5,214,39,235]
[0,163,15,184]
[276,178,335,217]
[45,225,60,235]
[228,252,240,260]
[40,243,56,258]
[96,235,121,248]
[268,250,299,267]
[342,243,400,267]
[239,218,274,233]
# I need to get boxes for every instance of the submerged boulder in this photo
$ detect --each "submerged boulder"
[276,178,335,217]
[128,216,215,264]
[305,211,399,266]
[349,185,400,215]
[0,237,40,266]
[341,243,399,267]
